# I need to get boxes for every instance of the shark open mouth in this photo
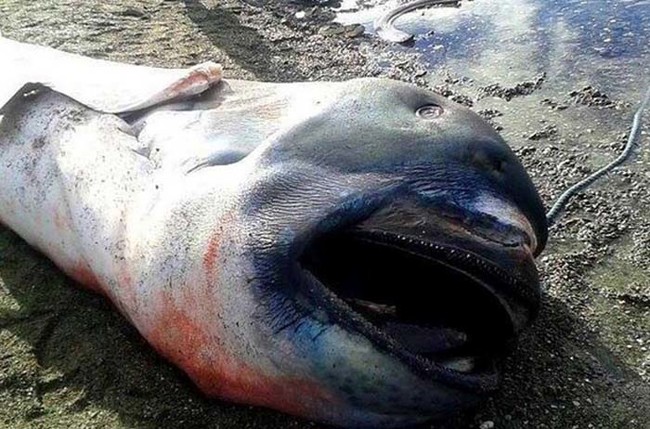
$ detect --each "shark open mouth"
[300,225,538,386]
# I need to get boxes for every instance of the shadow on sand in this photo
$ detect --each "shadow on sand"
[183,0,308,82]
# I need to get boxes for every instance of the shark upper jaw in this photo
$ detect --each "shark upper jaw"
[295,198,542,393]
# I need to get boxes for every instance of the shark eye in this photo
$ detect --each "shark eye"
[416,104,444,119]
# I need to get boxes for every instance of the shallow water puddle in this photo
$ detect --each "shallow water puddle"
[336,0,650,101]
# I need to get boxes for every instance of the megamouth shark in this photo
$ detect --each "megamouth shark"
[0,36,548,427]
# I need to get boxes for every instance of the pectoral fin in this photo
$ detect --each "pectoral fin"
[0,36,222,114]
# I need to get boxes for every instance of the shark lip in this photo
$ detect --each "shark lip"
[299,225,540,391]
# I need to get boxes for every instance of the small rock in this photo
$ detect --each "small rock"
[480,421,495,429]
[118,7,147,18]
[344,24,365,38]
[319,24,345,36]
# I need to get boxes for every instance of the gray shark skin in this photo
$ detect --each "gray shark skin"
[0,37,547,427]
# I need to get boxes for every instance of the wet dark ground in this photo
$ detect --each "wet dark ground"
[0,1,649,428]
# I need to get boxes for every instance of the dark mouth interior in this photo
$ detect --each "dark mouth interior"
[300,230,516,374]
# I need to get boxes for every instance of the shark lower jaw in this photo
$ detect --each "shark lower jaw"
[297,220,539,391]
